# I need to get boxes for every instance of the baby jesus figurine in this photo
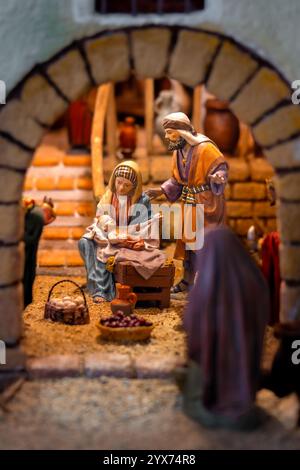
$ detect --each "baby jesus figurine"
[79,161,165,303]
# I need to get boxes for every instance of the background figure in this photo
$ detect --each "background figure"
[23,205,44,308]
[23,197,56,308]
[183,227,269,430]
[247,178,280,324]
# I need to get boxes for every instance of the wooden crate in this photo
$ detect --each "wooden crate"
[114,262,175,309]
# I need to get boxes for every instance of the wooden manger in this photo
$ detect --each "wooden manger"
[114,262,175,309]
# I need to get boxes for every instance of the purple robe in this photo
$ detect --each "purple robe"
[184,227,269,421]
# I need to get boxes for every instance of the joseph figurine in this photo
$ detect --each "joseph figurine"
[146,112,229,293]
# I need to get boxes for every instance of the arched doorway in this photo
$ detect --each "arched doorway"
[1,25,300,348]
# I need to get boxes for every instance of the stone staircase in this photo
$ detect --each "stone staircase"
[23,129,95,270]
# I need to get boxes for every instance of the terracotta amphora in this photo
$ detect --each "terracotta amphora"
[110,283,137,315]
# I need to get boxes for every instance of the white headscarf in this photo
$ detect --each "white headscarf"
[162,112,212,146]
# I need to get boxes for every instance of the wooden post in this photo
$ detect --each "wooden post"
[91,82,112,199]
[192,84,203,133]
[145,78,154,155]
[105,83,117,157]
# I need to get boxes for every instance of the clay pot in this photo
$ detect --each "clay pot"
[204,99,240,154]
[110,283,137,315]
[119,116,137,158]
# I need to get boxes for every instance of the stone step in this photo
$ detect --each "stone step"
[54,201,96,217]
[39,239,80,251]
[32,151,91,167]
[27,165,91,177]
[24,175,93,191]
[23,189,94,201]
[44,216,93,227]
[42,226,86,241]
[26,352,185,379]
[38,249,84,267]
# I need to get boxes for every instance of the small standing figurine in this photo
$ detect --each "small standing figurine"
[78,161,165,303]
[182,227,269,430]
[146,112,228,293]
[23,196,56,307]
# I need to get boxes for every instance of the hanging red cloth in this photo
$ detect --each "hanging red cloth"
[67,100,92,150]
[261,232,281,325]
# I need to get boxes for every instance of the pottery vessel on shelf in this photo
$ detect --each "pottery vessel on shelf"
[204,99,240,154]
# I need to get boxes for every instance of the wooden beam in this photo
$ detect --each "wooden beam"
[91,82,112,200]
[145,78,154,155]
[192,84,203,133]
[105,83,117,157]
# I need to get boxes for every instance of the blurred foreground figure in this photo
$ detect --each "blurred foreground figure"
[264,304,300,426]
[247,178,280,324]
[183,227,270,430]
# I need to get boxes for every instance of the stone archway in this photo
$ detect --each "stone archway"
[1,25,300,348]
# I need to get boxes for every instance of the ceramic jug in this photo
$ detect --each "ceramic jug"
[110,283,137,315]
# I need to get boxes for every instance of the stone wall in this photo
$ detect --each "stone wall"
[226,156,275,236]
[23,134,94,269]
[1,0,300,92]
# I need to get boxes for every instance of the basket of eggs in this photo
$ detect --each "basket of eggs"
[98,311,154,342]
[44,279,90,325]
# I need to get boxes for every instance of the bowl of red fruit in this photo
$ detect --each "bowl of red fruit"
[98,311,154,342]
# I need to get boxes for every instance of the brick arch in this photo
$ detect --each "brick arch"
[1,25,300,346]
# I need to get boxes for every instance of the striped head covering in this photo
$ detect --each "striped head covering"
[99,160,143,206]
[114,165,137,186]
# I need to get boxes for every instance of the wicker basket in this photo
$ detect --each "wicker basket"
[44,279,90,325]
[97,323,154,342]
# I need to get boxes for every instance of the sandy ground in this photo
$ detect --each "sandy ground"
[22,274,187,360]
[0,377,299,450]
[12,248,290,451]
[23,243,188,359]
[22,273,277,373]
